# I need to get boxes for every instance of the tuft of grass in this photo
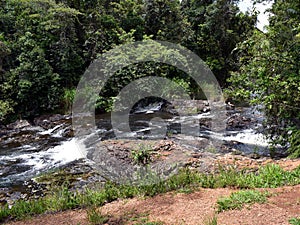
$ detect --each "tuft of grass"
[217,190,270,212]
[135,220,164,225]
[131,144,153,165]
[210,164,300,188]
[46,184,82,211]
[137,222,164,225]
[204,215,218,225]
[3,199,47,220]
[87,207,109,225]
[61,88,76,113]
[289,217,300,225]
[128,212,164,225]
[1,164,300,223]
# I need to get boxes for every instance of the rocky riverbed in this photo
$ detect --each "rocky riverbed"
[0,103,288,206]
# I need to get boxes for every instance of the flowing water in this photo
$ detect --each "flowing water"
[0,104,271,201]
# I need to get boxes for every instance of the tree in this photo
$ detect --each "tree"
[227,0,300,157]
[0,0,267,123]
[0,0,83,118]
[111,0,145,41]
[0,40,10,78]
[0,40,14,122]
[182,0,256,86]
[82,11,122,61]
[43,5,84,87]
[11,32,61,117]
[144,0,191,42]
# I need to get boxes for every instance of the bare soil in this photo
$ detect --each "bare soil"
[6,157,300,225]
[6,185,300,225]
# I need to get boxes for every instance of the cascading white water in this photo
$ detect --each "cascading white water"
[0,105,270,188]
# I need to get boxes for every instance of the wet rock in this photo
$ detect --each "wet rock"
[33,159,106,192]
[0,128,42,151]
[0,124,7,137]
[171,99,210,115]
[249,153,261,159]
[199,118,212,130]
[86,139,192,184]
[153,140,175,151]
[225,101,235,110]
[6,120,31,130]
[231,149,243,155]
[131,98,213,116]
[162,102,179,115]
[227,113,254,130]
[61,127,74,138]
[23,180,47,199]
[0,188,10,206]
[131,101,165,114]
[0,180,46,207]
[33,114,67,129]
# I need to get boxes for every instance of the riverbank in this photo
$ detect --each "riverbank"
[1,106,299,224]
[6,184,300,225]
[0,105,297,208]
[2,160,300,225]
[1,158,300,224]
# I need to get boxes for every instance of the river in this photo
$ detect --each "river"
[0,103,271,204]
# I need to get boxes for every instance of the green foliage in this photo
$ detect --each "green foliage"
[183,0,256,86]
[46,183,82,211]
[0,199,47,220]
[11,33,61,116]
[111,0,145,41]
[61,88,76,112]
[131,144,153,165]
[144,0,191,42]
[0,40,10,57]
[87,207,109,225]
[0,0,258,121]
[289,217,300,225]
[196,164,300,189]
[204,215,218,225]
[288,129,300,158]
[217,190,269,212]
[227,0,300,157]
[0,0,82,118]
[0,100,14,121]
[1,165,300,222]
[95,96,116,113]
[0,40,15,121]
[213,164,300,188]
[98,39,194,108]
[164,77,192,98]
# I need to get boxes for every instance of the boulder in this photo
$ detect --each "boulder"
[6,119,31,130]
[33,114,65,129]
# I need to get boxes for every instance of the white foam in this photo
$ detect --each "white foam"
[0,139,86,173]
[208,129,269,147]
[225,129,269,147]
[49,139,86,164]
[39,124,63,135]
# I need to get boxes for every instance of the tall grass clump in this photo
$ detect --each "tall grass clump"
[204,215,218,225]
[289,217,300,225]
[61,88,76,113]
[1,164,299,222]
[217,190,269,212]
[214,164,300,188]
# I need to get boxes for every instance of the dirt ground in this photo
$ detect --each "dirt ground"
[5,156,300,225]
[6,184,300,225]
